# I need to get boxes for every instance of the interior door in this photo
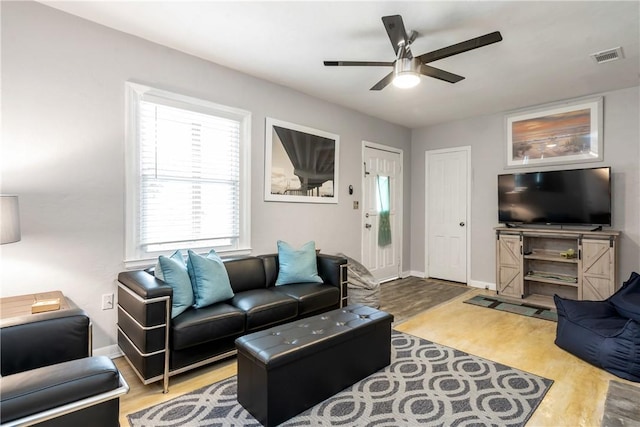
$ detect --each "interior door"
[362,144,402,283]
[426,148,469,283]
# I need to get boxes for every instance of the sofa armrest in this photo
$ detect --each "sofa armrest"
[118,270,172,300]
[317,254,347,289]
[0,309,90,376]
[0,356,127,426]
[117,270,171,391]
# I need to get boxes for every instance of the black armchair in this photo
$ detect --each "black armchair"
[0,305,129,426]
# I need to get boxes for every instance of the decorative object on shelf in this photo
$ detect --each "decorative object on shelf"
[31,298,61,314]
[0,195,21,244]
[505,97,603,168]
[560,249,576,259]
[264,118,339,204]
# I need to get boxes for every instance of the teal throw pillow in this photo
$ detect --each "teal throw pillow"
[275,240,323,286]
[156,250,194,318]
[186,249,235,308]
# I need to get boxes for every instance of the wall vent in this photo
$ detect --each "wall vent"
[590,47,624,64]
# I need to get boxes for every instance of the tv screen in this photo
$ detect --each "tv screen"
[498,167,611,226]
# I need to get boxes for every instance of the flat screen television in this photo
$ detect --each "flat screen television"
[498,167,611,226]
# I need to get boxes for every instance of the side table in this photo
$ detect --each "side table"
[0,290,71,320]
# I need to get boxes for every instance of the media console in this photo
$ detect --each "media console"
[495,227,620,308]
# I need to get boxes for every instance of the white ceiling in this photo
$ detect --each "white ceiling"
[41,1,640,129]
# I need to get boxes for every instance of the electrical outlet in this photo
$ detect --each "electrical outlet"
[101,293,114,310]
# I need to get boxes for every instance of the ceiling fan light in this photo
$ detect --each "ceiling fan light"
[393,72,420,88]
[392,58,421,89]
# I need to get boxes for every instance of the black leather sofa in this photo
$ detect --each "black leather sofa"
[117,253,347,392]
[0,306,128,427]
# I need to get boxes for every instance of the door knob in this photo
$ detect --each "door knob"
[459,222,465,227]
[365,224,372,229]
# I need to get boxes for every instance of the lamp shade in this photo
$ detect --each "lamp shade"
[1,195,21,244]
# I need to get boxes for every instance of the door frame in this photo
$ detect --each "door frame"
[424,146,471,282]
[361,141,404,279]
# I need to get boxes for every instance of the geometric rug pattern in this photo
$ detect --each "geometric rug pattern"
[128,331,553,427]
[464,295,558,322]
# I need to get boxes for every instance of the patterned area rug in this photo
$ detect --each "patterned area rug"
[128,331,552,426]
[464,295,558,321]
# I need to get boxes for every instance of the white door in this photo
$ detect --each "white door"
[426,147,469,283]
[362,144,402,283]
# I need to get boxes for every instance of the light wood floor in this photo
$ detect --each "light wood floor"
[116,288,634,426]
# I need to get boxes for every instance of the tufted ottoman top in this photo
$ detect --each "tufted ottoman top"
[235,304,393,369]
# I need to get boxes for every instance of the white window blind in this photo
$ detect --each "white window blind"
[125,83,251,265]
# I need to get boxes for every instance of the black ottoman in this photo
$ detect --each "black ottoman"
[235,304,393,427]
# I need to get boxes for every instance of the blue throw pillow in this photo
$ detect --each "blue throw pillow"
[155,250,194,318]
[275,240,323,286]
[186,249,235,308]
[609,271,640,322]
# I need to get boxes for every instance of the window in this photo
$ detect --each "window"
[125,83,251,266]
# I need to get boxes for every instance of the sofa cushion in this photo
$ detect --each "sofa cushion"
[231,290,298,332]
[275,240,323,286]
[225,257,268,293]
[171,303,245,351]
[273,283,340,316]
[156,250,194,318]
[187,250,235,309]
[609,271,640,322]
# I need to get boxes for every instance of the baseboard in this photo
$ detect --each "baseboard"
[401,273,494,290]
[468,280,496,291]
[404,270,425,278]
[93,344,123,359]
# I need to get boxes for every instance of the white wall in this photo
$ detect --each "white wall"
[411,86,640,286]
[0,2,411,353]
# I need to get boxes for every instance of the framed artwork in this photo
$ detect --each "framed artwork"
[264,118,339,203]
[505,97,603,168]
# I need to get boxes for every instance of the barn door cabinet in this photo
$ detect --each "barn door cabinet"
[495,227,619,307]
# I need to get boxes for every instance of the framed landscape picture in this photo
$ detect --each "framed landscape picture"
[505,97,603,168]
[264,118,339,203]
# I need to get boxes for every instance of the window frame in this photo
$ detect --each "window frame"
[124,82,251,268]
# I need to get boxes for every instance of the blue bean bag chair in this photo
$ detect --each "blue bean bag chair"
[554,272,640,382]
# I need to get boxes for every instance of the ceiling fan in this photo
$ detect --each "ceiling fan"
[324,15,502,90]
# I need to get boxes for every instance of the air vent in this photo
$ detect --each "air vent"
[590,47,624,64]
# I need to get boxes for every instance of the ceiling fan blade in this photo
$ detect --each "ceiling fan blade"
[419,64,465,83]
[382,15,408,55]
[417,31,503,64]
[370,72,395,91]
[324,61,394,67]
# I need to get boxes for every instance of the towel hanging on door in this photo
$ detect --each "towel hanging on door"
[377,175,391,247]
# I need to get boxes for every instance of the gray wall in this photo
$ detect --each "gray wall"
[0,2,411,352]
[411,86,640,286]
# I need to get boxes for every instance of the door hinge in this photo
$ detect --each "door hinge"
[363,162,370,177]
